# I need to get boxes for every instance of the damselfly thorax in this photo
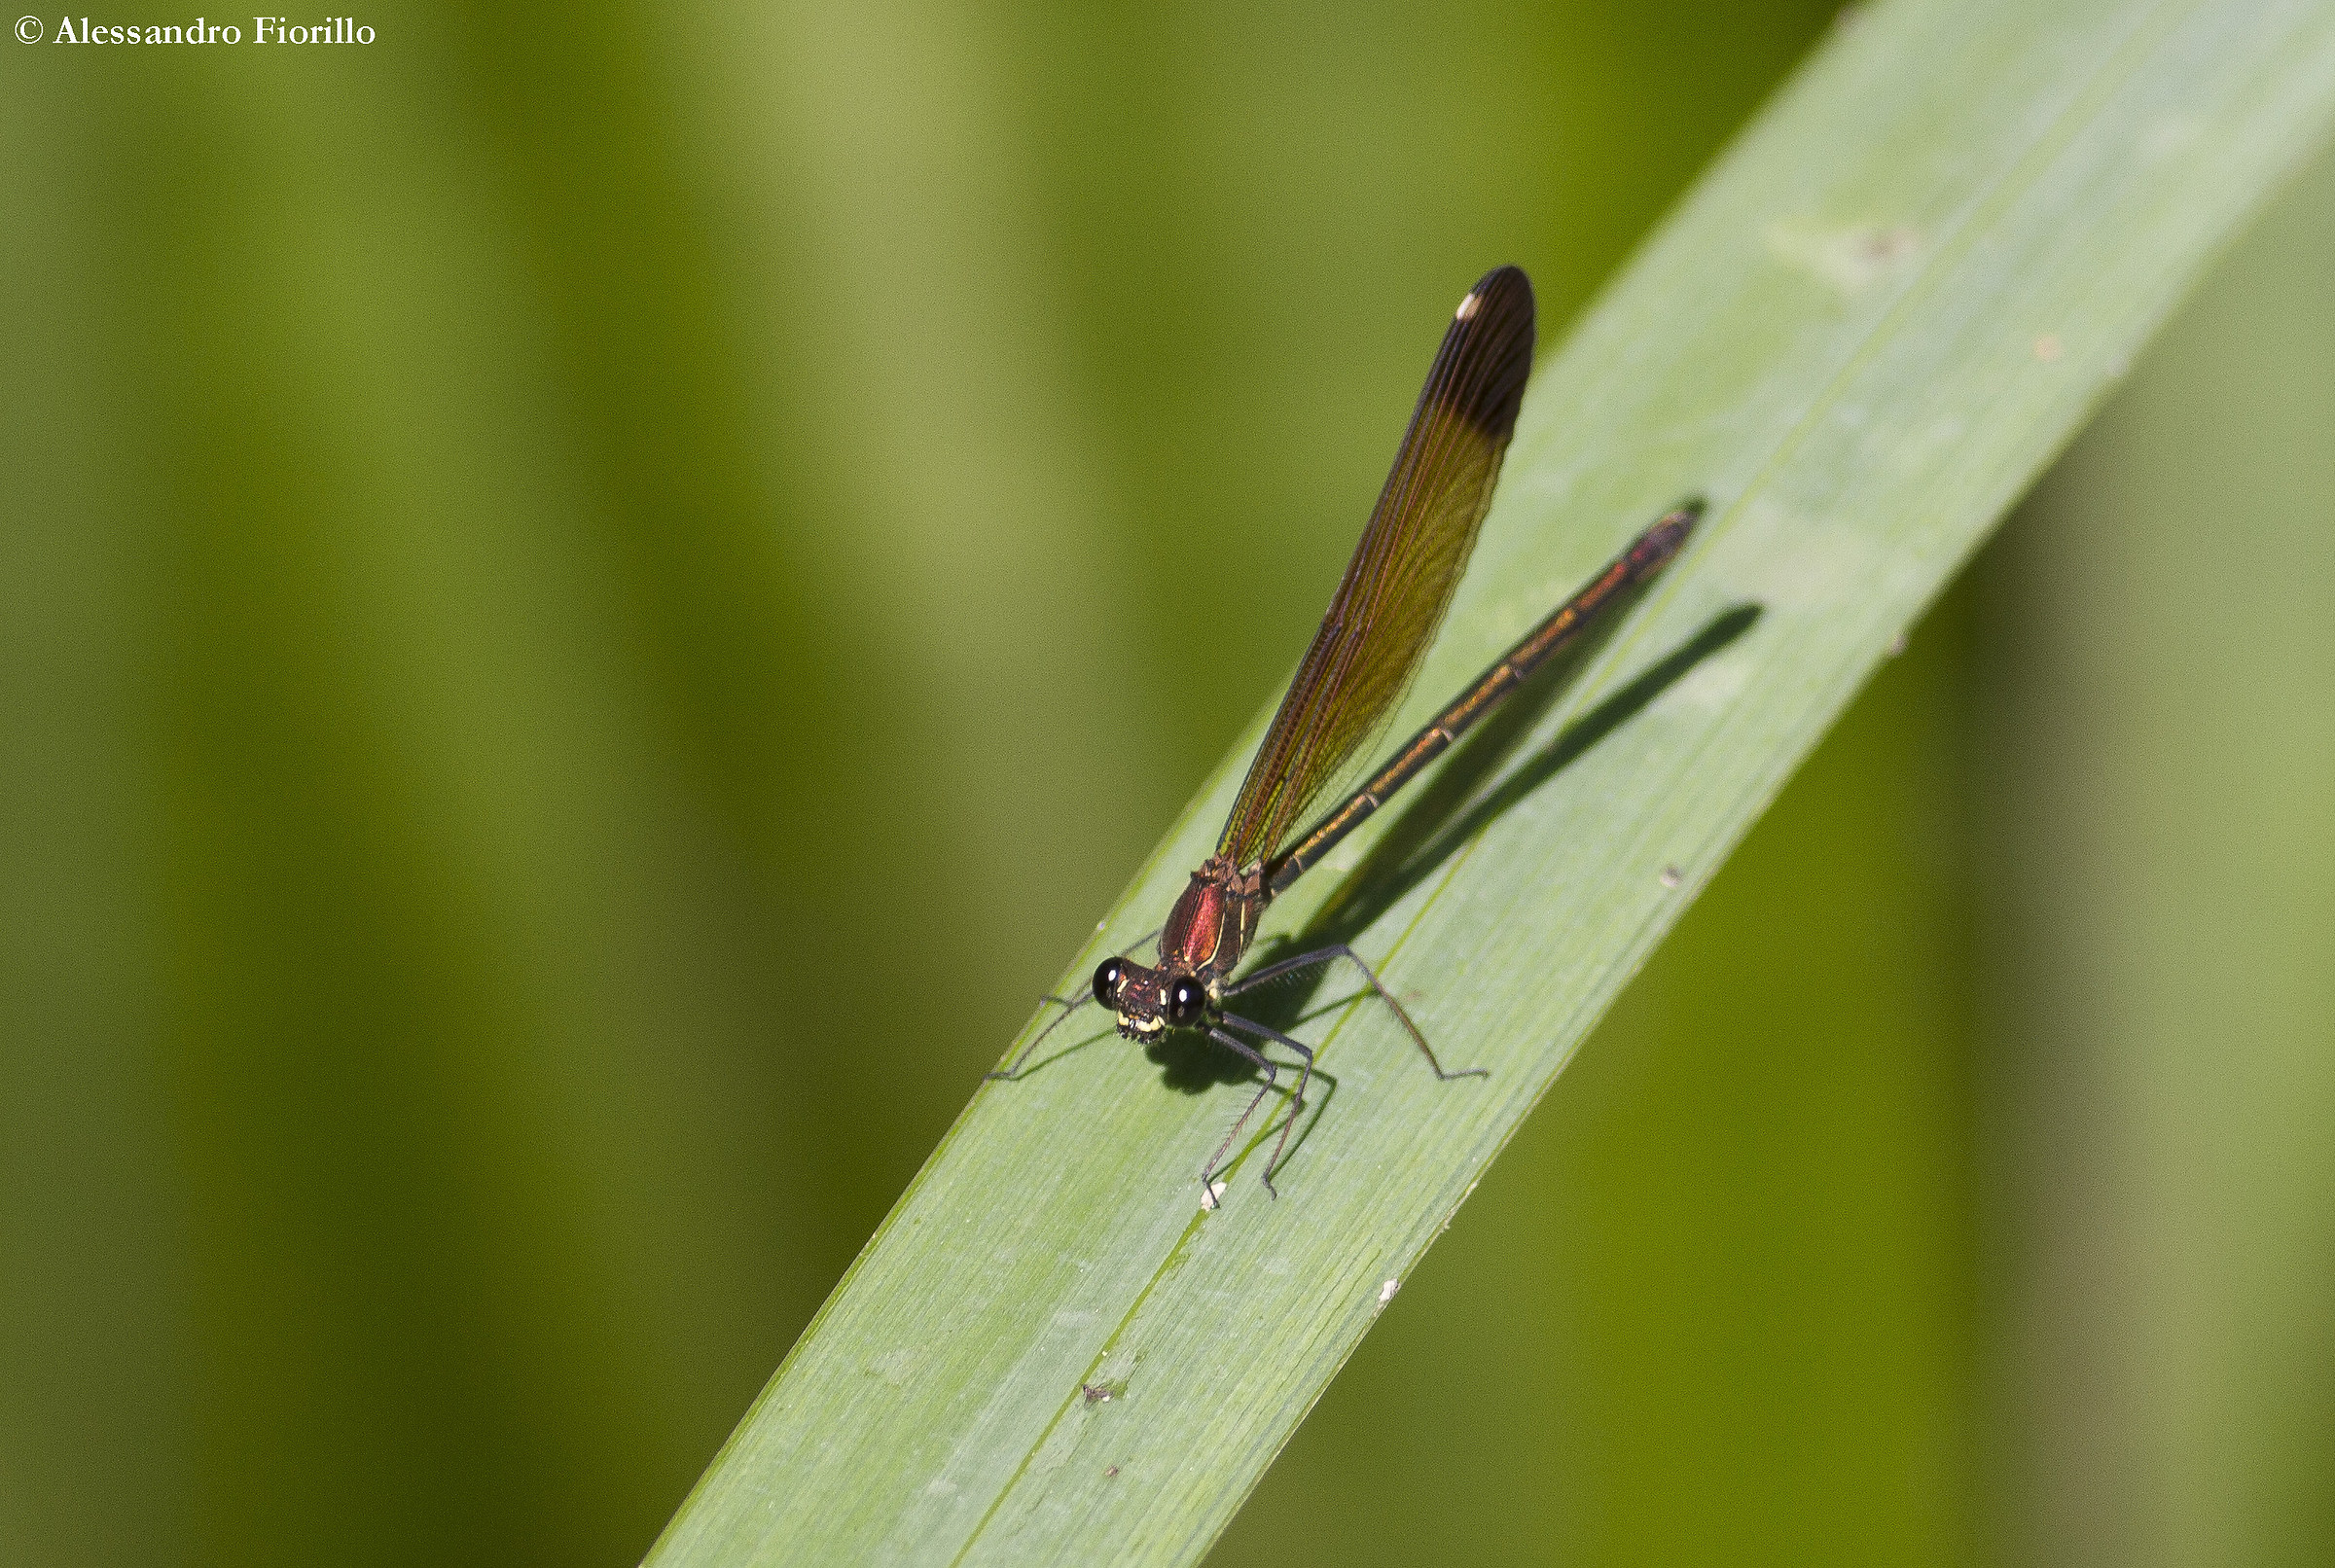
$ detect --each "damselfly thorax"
[1096,854,1267,1039]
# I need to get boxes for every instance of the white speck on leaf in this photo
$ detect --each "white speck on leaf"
[1378,1278,1400,1305]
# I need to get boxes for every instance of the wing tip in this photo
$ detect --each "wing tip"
[1442,266,1535,443]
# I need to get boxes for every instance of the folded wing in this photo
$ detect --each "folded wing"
[1217,265,1535,873]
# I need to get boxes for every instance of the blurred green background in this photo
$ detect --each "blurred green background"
[5,4,2331,1565]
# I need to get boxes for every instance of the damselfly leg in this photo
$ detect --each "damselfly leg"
[1221,944,1486,1081]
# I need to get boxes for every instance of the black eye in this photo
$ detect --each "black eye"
[1166,976,1205,1026]
[1093,958,1122,1008]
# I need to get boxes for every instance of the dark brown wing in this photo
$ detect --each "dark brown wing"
[1216,265,1534,871]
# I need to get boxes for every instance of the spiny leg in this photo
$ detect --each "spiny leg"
[987,989,1091,1081]
[1216,1013,1316,1194]
[1199,1026,1281,1200]
[1222,943,1488,1080]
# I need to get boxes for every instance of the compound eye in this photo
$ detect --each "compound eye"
[1092,958,1123,1008]
[1165,975,1205,1026]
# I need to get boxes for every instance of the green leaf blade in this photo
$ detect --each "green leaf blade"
[648,2,2335,1563]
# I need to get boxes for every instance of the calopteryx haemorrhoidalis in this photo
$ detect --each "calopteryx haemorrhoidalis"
[991,266,1698,1202]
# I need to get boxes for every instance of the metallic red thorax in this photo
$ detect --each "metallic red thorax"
[1158,854,1266,982]
[1105,855,1270,1039]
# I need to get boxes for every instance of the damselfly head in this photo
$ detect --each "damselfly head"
[1095,955,1205,1039]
